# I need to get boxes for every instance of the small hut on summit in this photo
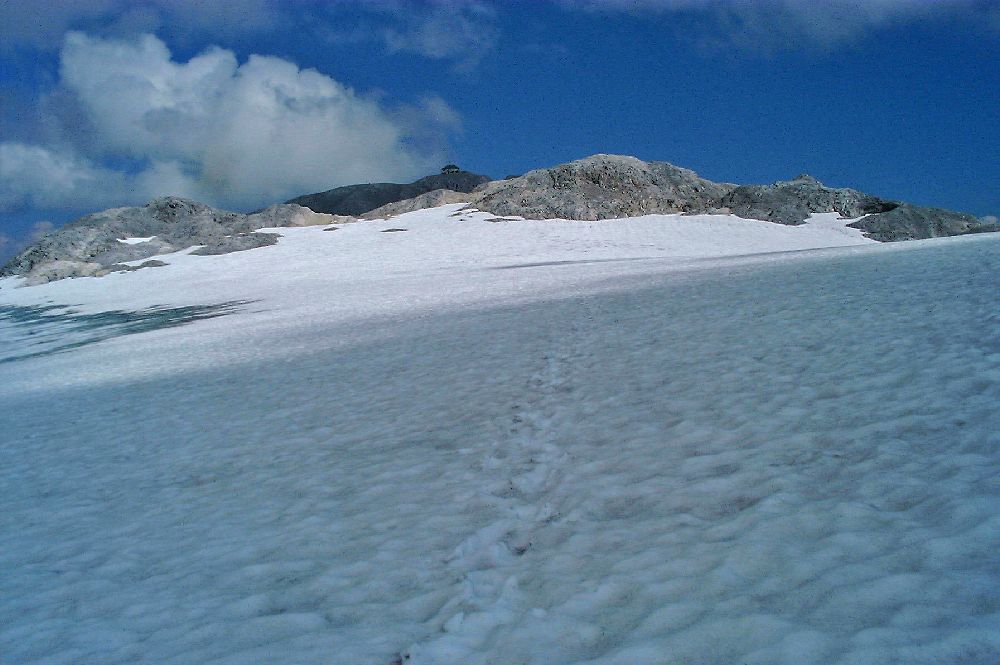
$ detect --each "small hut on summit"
[440,164,461,174]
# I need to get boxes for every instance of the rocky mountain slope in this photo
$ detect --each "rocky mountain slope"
[366,155,992,242]
[3,155,995,284]
[0,198,344,285]
[286,170,491,216]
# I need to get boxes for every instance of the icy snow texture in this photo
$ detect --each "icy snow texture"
[1,205,999,664]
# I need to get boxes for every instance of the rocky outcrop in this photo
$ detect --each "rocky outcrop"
[286,170,491,216]
[718,174,896,225]
[716,174,997,238]
[847,203,994,241]
[0,197,346,284]
[15,259,169,287]
[471,154,735,221]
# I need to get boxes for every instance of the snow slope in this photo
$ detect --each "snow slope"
[1,206,998,664]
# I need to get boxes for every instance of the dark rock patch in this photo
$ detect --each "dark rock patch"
[719,174,896,225]
[287,171,490,216]
[848,204,997,241]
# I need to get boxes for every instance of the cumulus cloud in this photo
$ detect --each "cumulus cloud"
[1,32,456,212]
[981,215,999,226]
[0,143,138,212]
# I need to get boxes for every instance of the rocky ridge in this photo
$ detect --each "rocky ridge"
[366,155,992,242]
[0,198,344,285]
[3,155,996,284]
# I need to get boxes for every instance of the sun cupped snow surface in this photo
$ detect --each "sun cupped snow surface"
[1,205,999,664]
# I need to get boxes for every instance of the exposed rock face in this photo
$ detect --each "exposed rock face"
[471,154,735,221]
[716,174,997,238]
[286,171,491,216]
[719,174,896,225]
[0,197,345,284]
[847,204,993,241]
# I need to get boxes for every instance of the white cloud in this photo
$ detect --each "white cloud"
[416,95,464,131]
[0,143,136,212]
[3,0,995,63]
[1,32,457,213]
[558,0,994,49]
[0,0,282,50]
[319,1,499,71]
[378,1,499,68]
[980,215,999,226]
[0,141,215,213]
[0,0,498,69]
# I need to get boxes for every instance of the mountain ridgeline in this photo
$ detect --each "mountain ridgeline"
[363,156,990,243]
[364,155,1000,242]
[285,170,491,216]
[2,155,996,284]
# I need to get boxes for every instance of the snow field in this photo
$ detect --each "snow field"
[0,206,879,393]
[1,206,999,664]
[0,205,875,323]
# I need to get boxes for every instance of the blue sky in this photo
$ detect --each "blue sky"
[1,1,998,260]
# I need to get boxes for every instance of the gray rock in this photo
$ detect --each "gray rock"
[247,204,353,228]
[287,171,491,216]
[22,260,104,286]
[115,259,169,271]
[848,203,997,241]
[1,197,345,283]
[719,174,895,225]
[471,154,735,221]
[190,233,280,256]
[94,260,170,277]
[363,189,475,219]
